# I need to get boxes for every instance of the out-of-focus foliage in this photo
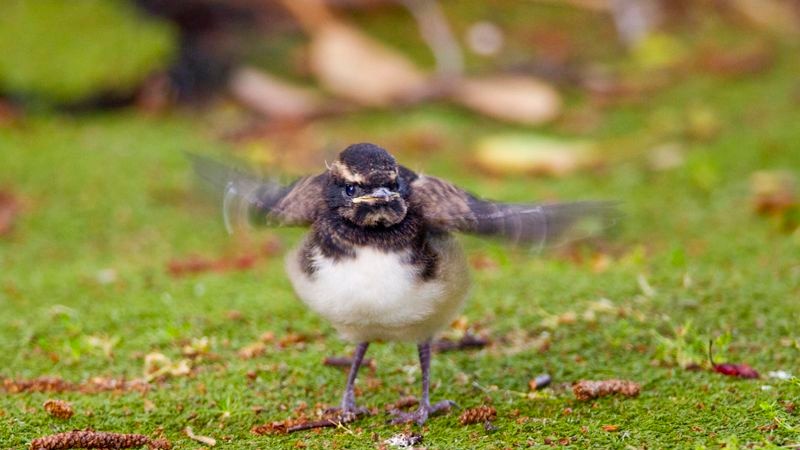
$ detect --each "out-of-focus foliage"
[0,0,176,104]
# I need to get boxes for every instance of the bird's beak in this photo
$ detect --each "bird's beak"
[352,187,400,204]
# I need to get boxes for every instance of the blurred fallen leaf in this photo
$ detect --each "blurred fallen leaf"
[685,106,721,141]
[469,253,499,272]
[751,170,797,216]
[228,67,327,119]
[167,252,260,277]
[181,337,210,358]
[708,340,760,379]
[143,353,192,381]
[452,76,562,126]
[696,41,776,78]
[94,268,118,286]
[474,134,596,176]
[238,342,267,360]
[0,190,21,236]
[0,100,22,127]
[86,335,119,360]
[528,0,611,11]
[647,142,685,171]
[143,399,156,413]
[727,0,800,35]
[279,0,428,106]
[278,332,309,348]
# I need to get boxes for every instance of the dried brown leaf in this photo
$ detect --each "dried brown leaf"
[43,399,73,419]
[697,42,776,78]
[0,190,21,236]
[310,24,428,106]
[238,342,267,360]
[229,67,325,119]
[728,0,800,35]
[452,76,561,125]
[751,170,797,215]
[473,134,596,177]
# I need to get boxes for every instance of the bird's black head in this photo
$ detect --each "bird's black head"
[325,143,408,228]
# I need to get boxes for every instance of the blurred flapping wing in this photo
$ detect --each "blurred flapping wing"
[190,154,326,232]
[409,175,619,250]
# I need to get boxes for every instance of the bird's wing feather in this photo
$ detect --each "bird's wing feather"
[409,174,619,248]
[190,154,326,231]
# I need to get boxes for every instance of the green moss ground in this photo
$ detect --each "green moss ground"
[2,8,800,450]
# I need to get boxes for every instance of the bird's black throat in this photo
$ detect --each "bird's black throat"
[300,209,440,281]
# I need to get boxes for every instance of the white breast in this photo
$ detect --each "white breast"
[285,237,470,343]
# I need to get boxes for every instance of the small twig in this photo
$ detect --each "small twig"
[286,418,338,432]
[432,334,489,352]
[398,0,464,78]
[323,356,374,368]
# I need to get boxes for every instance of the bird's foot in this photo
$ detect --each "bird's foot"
[324,402,370,423]
[388,400,456,425]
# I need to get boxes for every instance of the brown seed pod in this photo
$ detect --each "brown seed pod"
[43,399,73,419]
[458,405,497,425]
[29,430,170,450]
[572,379,641,401]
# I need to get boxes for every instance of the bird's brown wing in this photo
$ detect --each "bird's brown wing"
[408,174,618,248]
[190,154,327,230]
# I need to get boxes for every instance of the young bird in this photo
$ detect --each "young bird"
[193,143,615,425]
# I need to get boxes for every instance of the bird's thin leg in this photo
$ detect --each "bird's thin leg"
[419,339,432,407]
[389,340,456,425]
[327,342,370,421]
[342,342,369,410]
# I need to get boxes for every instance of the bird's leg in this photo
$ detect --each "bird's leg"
[389,340,456,425]
[327,342,370,422]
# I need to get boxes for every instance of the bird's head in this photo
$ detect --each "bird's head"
[326,143,408,228]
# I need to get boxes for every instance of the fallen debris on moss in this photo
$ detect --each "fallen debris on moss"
[4,376,149,394]
[29,430,170,450]
[572,380,641,401]
[459,405,497,425]
[43,399,73,419]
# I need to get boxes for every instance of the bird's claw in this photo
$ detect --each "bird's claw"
[388,399,456,425]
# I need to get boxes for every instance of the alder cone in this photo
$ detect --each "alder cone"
[30,430,169,450]
[459,405,497,425]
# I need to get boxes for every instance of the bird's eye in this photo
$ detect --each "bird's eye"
[345,184,356,197]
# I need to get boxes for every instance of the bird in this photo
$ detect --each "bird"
[192,142,616,425]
